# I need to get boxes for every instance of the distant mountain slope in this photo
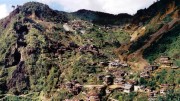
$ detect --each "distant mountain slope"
[71,9,132,25]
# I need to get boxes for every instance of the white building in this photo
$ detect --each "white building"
[123,84,133,93]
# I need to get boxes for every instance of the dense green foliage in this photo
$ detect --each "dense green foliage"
[0,3,131,99]
[72,9,132,25]
[143,24,180,62]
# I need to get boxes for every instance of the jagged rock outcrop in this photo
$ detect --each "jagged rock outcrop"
[5,47,21,68]
[7,61,30,95]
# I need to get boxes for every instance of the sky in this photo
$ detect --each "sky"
[0,0,157,19]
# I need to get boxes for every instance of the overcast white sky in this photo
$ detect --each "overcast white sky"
[0,0,157,19]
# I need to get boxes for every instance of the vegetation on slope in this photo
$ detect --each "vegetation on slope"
[0,2,131,100]
[143,24,180,63]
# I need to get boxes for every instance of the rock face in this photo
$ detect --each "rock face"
[63,23,74,32]
[7,61,29,94]
[5,47,21,68]
[4,22,29,68]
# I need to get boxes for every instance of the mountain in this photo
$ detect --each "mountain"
[117,0,180,68]
[0,0,180,100]
[71,9,132,25]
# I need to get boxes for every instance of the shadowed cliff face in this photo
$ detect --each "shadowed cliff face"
[7,61,30,95]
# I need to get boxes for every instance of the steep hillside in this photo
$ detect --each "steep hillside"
[143,23,180,63]
[0,2,130,100]
[117,0,180,69]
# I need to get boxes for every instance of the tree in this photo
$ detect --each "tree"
[12,5,15,9]
[139,77,147,85]
[118,96,123,101]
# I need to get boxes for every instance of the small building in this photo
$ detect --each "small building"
[64,99,79,101]
[134,86,141,92]
[148,97,156,101]
[103,75,113,85]
[68,42,78,48]
[123,84,133,93]
[134,85,145,92]
[159,84,169,88]
[109,60,129,68]
[63,23,74,32]
[109,61,120,68]
[144,65,158,72]
[87,91,100,101]
[159,56,170,61]
[97,74,105,81]
[114,77,125,84]
[108,98,119,101]
[148,91,158,98]
[108,84,124,91]
[113,70,127,78]
[171,65,179,69]
[127,80,137,85]
[156,56,173,67]
[99,62,109,67]
[161,60,173,67]
[159,84,169,95]
[160,88,167,95]
[79,44,99,54]
[121,63,129,67]
[65,81,82,95]
[148,91,158,100]
[80,30,86,34]
[106,88,111,94]
[65,82,73,89]
[105,68,117,73]
[144,88,152,93]
[140,71,150,78]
